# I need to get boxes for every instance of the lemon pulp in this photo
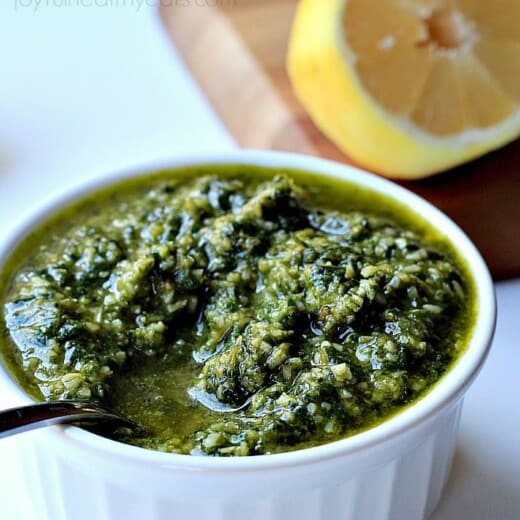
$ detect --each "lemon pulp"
[288,0,520,178]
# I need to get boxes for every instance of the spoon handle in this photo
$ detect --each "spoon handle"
[0,401,132,439]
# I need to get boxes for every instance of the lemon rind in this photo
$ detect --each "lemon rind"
[287,0,520,179]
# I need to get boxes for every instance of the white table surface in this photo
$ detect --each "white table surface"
[0,4,518,519]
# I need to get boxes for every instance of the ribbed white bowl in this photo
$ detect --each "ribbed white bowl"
[17,401,462,520]
[0,151,496,520]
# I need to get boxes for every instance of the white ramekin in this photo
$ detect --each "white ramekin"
[0,151,496,520]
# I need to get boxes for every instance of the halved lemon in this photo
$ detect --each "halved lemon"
[288,0,520,178]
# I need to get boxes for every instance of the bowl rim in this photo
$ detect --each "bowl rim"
[0,150,496,471]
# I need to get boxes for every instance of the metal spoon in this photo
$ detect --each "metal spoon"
[0,400,140,439]
[188,387,252,414]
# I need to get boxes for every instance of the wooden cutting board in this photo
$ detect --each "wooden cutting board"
[160,0,520,280]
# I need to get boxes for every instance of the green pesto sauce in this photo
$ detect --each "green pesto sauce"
[0,165,476,456]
